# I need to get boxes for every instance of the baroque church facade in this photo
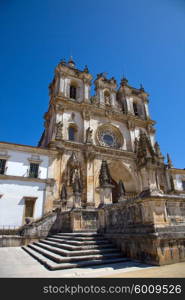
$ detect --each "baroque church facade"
[0,58,185,265]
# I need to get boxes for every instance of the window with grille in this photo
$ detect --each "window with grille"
[29,163,39,178]
[0,159,6,175]
[70,86,77,100]
[68,127,76,141]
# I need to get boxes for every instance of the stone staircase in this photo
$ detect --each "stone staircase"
[22,232,129,270]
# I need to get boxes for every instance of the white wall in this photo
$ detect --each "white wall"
[4,150,49,179]
[0,180,46,227]
[0,146,51,227]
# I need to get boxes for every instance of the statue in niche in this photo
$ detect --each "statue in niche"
[85,127,93,144]
[72,173,82,194]
[104,94,111,106]
[55,121,63,140]
[67,152,83,192]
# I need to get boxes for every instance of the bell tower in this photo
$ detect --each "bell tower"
[39,57,93,148]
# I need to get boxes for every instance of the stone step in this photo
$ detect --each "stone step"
[33,241,119,257]
[27,244,122,263]
[22,246,129,270]
[50,236,110,245]
[40,239,114,251]
[54,234,106,241]
[55,232,98,237]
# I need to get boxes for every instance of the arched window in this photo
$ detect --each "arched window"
[70,85,77,100]
[133,102,138,116]
[122,98,128,114]
[68,126,76,141]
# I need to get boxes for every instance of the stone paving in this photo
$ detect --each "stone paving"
[0,247,184,278]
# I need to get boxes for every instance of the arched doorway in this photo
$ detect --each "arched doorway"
[108,160,138,199]
[110,177,119,203]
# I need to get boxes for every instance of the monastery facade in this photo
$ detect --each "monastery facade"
[0,58,185,265]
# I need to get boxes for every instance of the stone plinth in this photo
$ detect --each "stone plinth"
[97,194,185,265]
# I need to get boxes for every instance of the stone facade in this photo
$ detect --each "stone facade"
[0,57,185,265]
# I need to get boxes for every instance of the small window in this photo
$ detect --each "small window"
[0,159,6,175]
[70,85,77,100]
[133,102,138,116]
[68,127,76,141]
[182,181,185,190]
[29,163,39,178]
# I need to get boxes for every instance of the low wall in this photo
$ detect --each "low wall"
[98,194,185,265]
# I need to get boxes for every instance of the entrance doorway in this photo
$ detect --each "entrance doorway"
[110,177,119,203]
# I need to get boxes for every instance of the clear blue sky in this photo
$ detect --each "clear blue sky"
[0,0,185,168]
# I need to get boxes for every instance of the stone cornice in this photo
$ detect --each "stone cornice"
[0,174,55,185]
[54,140,136,160]
[0,142,57,156]
[53,97,155,128]
[168,168,185,175]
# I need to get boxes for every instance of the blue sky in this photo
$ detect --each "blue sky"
[0,0,185,168]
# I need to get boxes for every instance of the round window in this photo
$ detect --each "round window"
[102,134,114,146]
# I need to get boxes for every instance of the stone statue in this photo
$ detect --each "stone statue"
[86,127,93,143]
[104,94,111,106]
[55,122,63,140]
[72,173,82,194]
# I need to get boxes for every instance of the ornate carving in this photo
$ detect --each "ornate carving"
[55,122,63,140]
[136,131,155,166]
[127,120,135,131]
[82,110,91,120]
[85,127,93,144]
[147,124,156,134]
[167,153,173,168]
[99,160,111,186]
[61,184,67,201]
[154,142,162,157]
[96,123,123,149]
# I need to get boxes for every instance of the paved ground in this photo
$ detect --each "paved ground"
[104,262,185,278]
[0,247,184,278]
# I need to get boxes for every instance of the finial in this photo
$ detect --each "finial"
[121,76,128,85]
[60,58,66,65]
[140,83,145,91]
[167,153,173,168]
[83,65,89,73]
[68,56,75,68]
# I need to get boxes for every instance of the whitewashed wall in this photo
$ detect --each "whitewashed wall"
[0,180,45,227]
[0,147,51,227]
[4,150,49,179]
